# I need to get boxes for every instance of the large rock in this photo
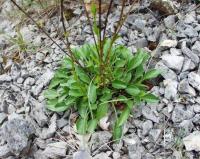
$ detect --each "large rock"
[163,79,178,100]
[178,79,196,96]
[90,131,112,151]
[43,142,68,158]
[183,131,200,151]
[192,41,200,55]
[2,118,35,156]
[188,72,200,91]
[171,104,194,123]
[161,55,184,72]
[73,150,92,159]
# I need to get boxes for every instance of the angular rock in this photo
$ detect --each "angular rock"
[192,41,200,55]
[184,26,198,38]
[155,62,177,80]
[40,114,57,139]
[164,15,176,29]
[163,79,178,100]
[142,120,153,136]
[182,58,196,72]
[43,142,68,158]
[182,41,199,64]
[142,106,159,123]
[32,69,54,96]
[2,118,35,156]
[0,74,12,83]
[73,150,92,159]
[90,131,112,151]
[160,40,178,48]
[188,72,200,91]
[161,55,184,71]
[178,79,196,96]
[0,144,11,158]
[124,134,144,159]
[179,120,194,135]
[149,129,161,142]
[183,131,200,151]
[171,104,194,123]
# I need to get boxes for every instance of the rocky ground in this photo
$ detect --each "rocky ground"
[1,0,200,159]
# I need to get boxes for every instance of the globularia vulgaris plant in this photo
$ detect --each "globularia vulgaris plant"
[10,0,160,141]
[44,0,160,140]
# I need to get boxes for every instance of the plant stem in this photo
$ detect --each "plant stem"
[81,0,100,56]
[105,0,139,65]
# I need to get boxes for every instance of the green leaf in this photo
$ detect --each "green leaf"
[115,59,126,68]
[62,57,73,69]
[112,80,127,89]
[142,93,159,103]
[69,89,84,97]
[65,96,76,106]
[91,3,97,16]
[46,99,68,112]
[75,66,90,84]
[134,64,144,81]
[125,85,141,96]
[113,124,123,141]
[76,117,87,135]
[143,69,160,80]
[55,69,67,78]
[78,100,88,118]
[87,119,98,133]
[44,90,58,99]
[127,50,146,71]
[49,78,62,89]
[100,88,112,102]
[117,107,130,126]
[96,103,108,120]
[88,83,97,104]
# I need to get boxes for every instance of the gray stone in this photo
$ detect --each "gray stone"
[73,150,92,159]
[182,58,196,72]
[179,120,194,135]
[184,26,198,37]
[93,152,111,159]
[32,69,54,96]
[0,74,12,83]
[193,104,200,113]
[112,152,120,159]
[35,53,45,61]
[171,104,194,123]
[184,11,196,24]
[155,62,177,80]
[170,48,182,56]
[57,118,68,129]
[149,129,161,142]
[43,142,68,158]
[164,15,176,29]
[135,38,148,48]
[178,79,196,96]
[124,134,144,159]
[0,144,11,158]
[182,41,199,64]
[192,114,200,124]
[133,19,146,32]
[31,106,48,127]
[163,79,178,100]
[183,131,200,151]
[161,55,184,71]
[192,41,200,55]
[188,72,200,91]
[2,118,35,156]
[0,112,7,125]
[90,131,112,151]
[160,40,178,48]
[142,120,153,136]
[40,114,57,139]
[142,106,160,123]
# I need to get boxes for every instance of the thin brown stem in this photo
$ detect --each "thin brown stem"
[102,0,113,41]
[81,0,99,56]
[105,0,139,64]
